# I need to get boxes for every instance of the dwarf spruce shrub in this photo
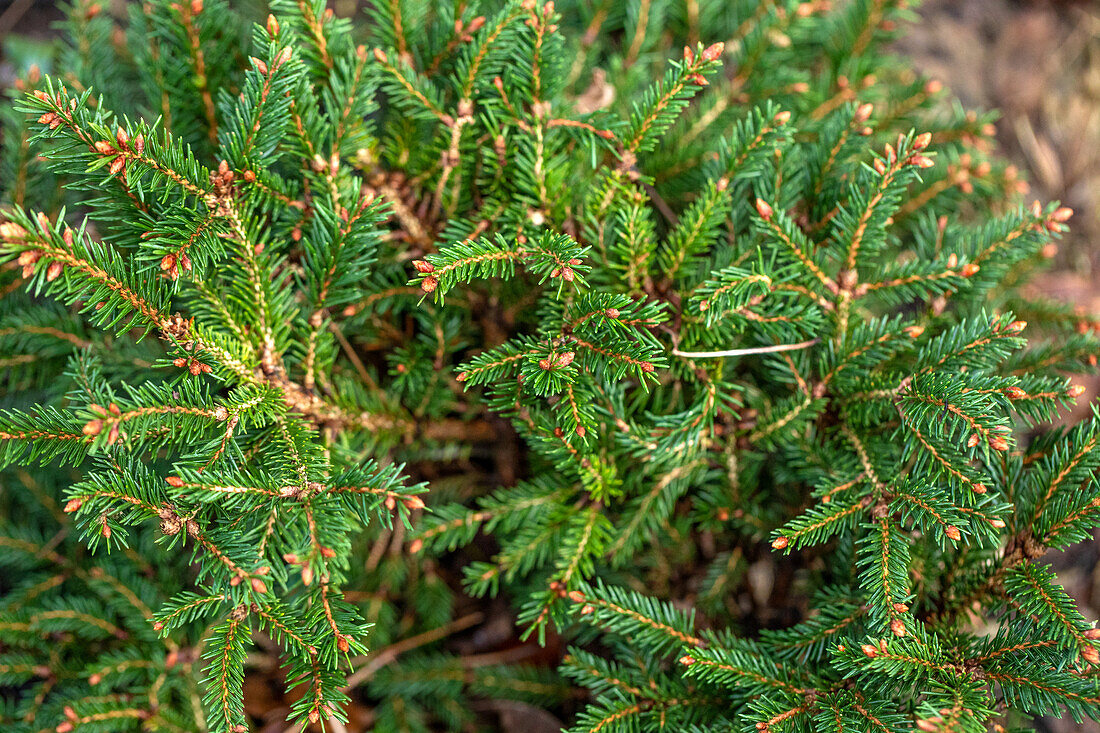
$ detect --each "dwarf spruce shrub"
[2,1,1100,731]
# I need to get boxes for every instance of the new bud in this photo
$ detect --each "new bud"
[771,536,789,550]
[944,525,961,541]
[1051,206,1074,222]
[701,42,724,62]
[755,198,774,221]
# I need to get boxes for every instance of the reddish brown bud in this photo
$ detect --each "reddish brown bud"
[165,476,185,487]
[1085,628,1100,640]
[420,276,438,293]
[890,618,906,637]
[373,48,388,64]
[320,546,337,559]
[701,42,724,62]
[404,495,426,510]
[337,634,350,653]
[771,536,789,550]
[904,325,924,338]
[989,434,1009,451]
[910,155,934,169]
[1082,645,1099,665]
[1004,320,1027,335]
[133,134,145,154]
[1051,206,1074,223]
[960,263,980,277]
[1005,386,1027,400]
[1068,384,1087,398]
[893,602,909,613]
[82,419,103,436]
[412,259,435,273]
[990,518,1006,529]
[250,577,267,594]
[773,110,791,125]
[755,198,773,221]
[56,723,74,733]
[912,132,932,151]
[580,604,594,615]
[683,46,695,63]
[0,222,28,240]
[860,644,878,658]
[266,14,280,36]
[679,655,695,666]
[944,525,961,541]
[250,57,269,75]
[408,539,423,554]
[64,497,83,513]
[873,158,886,175]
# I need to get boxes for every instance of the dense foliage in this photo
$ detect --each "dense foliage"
[2,1,1100,731]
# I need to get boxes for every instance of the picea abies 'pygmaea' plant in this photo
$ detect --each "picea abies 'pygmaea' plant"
[1,1,1099,731]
